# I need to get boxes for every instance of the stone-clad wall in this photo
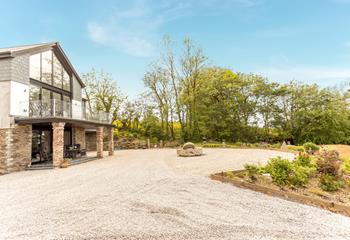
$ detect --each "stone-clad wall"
[73,127,86,149]
[86,132,96,151]
[0,124,32,174]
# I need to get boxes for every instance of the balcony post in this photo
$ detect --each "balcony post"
[96,127,104,158]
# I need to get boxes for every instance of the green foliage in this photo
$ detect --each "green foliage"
[287,145,305,152]
[82,37,350,145]
[264,156,315,187]
[265,157,293,186]
[303,142,320,153]
[269,143,281,149]
[226,171,234,178]
[294,153,313,167]
[244,164,260,182]
[342,158,350,174]
[289,165,312,187]
[319,174,344,192]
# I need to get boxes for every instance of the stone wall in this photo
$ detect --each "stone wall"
[0,124,32,174]
[86,132,96,151]
[73,127,86,149]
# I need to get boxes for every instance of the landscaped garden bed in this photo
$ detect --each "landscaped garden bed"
[211,143,350,217]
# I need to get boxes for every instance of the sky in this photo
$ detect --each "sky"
[1,0,350,97]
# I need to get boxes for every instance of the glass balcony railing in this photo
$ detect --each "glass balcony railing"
[19,99,110,124]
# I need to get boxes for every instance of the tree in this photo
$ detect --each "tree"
[81,69,124,123]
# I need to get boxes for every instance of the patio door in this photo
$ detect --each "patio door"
[31,129,52,163]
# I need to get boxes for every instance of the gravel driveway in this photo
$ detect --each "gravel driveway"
[0,148,349,240]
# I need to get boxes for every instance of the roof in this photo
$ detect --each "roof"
[0,42,85,87]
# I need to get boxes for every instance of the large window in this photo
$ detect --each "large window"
[29,54,40,80]
[29,50,71,91]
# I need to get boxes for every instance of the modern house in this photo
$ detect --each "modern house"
[0,42,114,174]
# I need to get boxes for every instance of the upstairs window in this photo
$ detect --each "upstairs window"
[29,53,40,80]
[41,51,52,85]
[29,50,71,92]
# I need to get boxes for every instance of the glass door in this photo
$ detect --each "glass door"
[31,129,52,164]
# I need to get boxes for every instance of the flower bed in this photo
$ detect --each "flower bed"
[211,147,350,217]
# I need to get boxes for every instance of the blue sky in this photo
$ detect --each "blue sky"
[1,0,350,97]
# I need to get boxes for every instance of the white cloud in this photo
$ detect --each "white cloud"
[256,66,350,85]
[87,0,261,57]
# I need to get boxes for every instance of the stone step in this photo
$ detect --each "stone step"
[69,157,98,166]
[25,157,98,170]
[26,165,54,170]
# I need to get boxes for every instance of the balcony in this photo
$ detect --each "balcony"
[18,99,110,124]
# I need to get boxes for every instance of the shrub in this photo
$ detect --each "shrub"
[244,163,260,182]
[287,145,305,152]
[316,150,341,176]
[303,142,320,154]
[294,153,315,167]
[319,174,344,192]
[269,143,281,149]
[342,158,350,175]
[289,165,312,187]
[226,171,234,178]
[265,156,314,187]
[265,157,293,186]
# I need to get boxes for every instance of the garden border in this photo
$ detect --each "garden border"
[210,171,350,217]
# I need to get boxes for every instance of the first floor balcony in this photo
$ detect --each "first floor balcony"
[18,99,110,124]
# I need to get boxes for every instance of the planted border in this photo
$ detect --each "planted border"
[210,171,350,217]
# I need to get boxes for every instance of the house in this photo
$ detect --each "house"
[0,42,114,174]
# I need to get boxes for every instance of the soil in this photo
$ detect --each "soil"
[324,144,350,158]
[230,171,350,206]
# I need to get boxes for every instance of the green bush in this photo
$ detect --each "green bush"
[295,153,313,167]
[265,157,293,186]
[342,158,350,174]
[265,156,314,187]
[226,171,234,178]
[303,142,320,153]
[244,163,260,182]
[287,145,305,152]
[319,174,344,192]
[269,143,282,149]
[289,165,314,187]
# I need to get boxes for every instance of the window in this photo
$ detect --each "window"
[29,85,40,102]
[29,50,71,92]
[53,54,63,89]
[41,51,52,85]
[63,69,70,91]
[29,53,40,80]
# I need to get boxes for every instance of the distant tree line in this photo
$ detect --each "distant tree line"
[82,37,350,145]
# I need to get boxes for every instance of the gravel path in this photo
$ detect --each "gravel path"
[0,148,349,240]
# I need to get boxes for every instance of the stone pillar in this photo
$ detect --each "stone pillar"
[108,127,114,156]
[96,127,104,158]
[52,122,65,167]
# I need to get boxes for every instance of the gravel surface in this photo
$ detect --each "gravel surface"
[0,148,349,240]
